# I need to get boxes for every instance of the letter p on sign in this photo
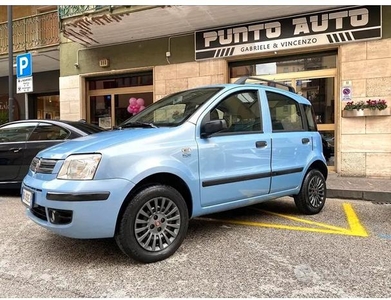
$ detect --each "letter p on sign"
[16,53,32,78]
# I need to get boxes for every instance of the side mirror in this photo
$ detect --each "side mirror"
[201,119,227,138]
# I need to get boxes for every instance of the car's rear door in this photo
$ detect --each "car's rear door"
[265,90,313,192]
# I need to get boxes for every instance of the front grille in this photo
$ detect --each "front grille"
[31,205,47,221]
[31,205,73,225]
[30,157,58,174]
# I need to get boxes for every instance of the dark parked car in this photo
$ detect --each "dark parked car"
[0,119,103,189]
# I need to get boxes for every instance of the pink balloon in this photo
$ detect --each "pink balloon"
[136,98,144,106]
[139,105,145,111]
[129,97,137,105]
[127,106,133,114]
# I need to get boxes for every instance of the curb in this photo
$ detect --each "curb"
[327,189,391,203]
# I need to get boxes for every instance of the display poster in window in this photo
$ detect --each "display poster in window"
[99,117,111,129]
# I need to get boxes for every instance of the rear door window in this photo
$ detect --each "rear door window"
[266,91,304,132]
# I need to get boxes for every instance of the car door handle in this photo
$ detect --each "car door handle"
[302,138,310,144]
[256,141,267,148]
[10,147,23,153]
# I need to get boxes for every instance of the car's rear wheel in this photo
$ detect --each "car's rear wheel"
[294,169,326,215]
[115,185,188,263]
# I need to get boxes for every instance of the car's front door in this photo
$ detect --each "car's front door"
[0,122,36,182]
[21,122,67,178]
[197,89,271,207]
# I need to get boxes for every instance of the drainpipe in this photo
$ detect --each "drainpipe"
[8,5,14,122]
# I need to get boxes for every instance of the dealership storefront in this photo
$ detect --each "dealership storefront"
[59,5,390,178]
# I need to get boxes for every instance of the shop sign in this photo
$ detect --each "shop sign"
[195,6,381,60]
[17,76,34,94]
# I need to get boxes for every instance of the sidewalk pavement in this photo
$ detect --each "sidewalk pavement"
[326,172,391,202]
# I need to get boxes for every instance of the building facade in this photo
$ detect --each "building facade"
[0,5,60,123]
[55,5,391,178]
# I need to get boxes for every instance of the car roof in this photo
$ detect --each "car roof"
[0,119,104,135]
[193,76,310,105]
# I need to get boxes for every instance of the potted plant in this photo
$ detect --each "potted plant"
[342,99,389,117]
[0,110,8,125]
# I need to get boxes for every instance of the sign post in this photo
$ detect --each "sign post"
[16,53,33,120]
[8,6,14,122]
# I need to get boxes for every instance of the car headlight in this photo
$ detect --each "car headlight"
[57,154,102,180]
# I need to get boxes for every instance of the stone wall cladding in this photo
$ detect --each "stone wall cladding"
[340,152,366,177]
[366,153,391,178]
[154,60,227,100]
[59,75,81,121]
[340,38,391,178]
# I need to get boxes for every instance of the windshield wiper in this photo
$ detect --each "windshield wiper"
[117,122,158,129]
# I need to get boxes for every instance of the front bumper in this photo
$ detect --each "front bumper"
[22,174,135,239]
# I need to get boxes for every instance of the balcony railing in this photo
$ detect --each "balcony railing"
[0,11,60,56]
[58,5,114,19]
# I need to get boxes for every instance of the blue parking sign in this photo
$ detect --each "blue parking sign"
[16,53,32,78]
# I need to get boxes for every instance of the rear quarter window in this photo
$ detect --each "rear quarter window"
[303,104,318,132]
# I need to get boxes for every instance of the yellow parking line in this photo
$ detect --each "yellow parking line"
[343,203,368,237]
[197,203,368,237]
[251,208,350,233]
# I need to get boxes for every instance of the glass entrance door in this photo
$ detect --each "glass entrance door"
[86,72,153,129]
[295,76,335,168]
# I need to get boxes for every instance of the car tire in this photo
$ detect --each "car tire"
[115,185,189,263]
[294,169,326,215]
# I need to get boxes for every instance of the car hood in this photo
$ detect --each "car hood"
[37,126,191,160]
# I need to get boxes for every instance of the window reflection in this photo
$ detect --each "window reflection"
[320,130,335,167]
[296,78,334,124]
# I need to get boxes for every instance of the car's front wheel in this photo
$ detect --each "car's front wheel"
[115,185,189,263]
[294,169,326,215]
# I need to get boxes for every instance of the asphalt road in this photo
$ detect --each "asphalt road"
[1,191,391,297]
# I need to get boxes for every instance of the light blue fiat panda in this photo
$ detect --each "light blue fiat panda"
[21,77,328,263]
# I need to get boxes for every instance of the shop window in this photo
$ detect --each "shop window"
[89,93,154,128]
[88,73,153,90]
[36,95,60,120]
[87,71,153,128]
[230,52,336,78]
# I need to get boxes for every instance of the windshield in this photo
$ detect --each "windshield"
[119,87,222,127]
